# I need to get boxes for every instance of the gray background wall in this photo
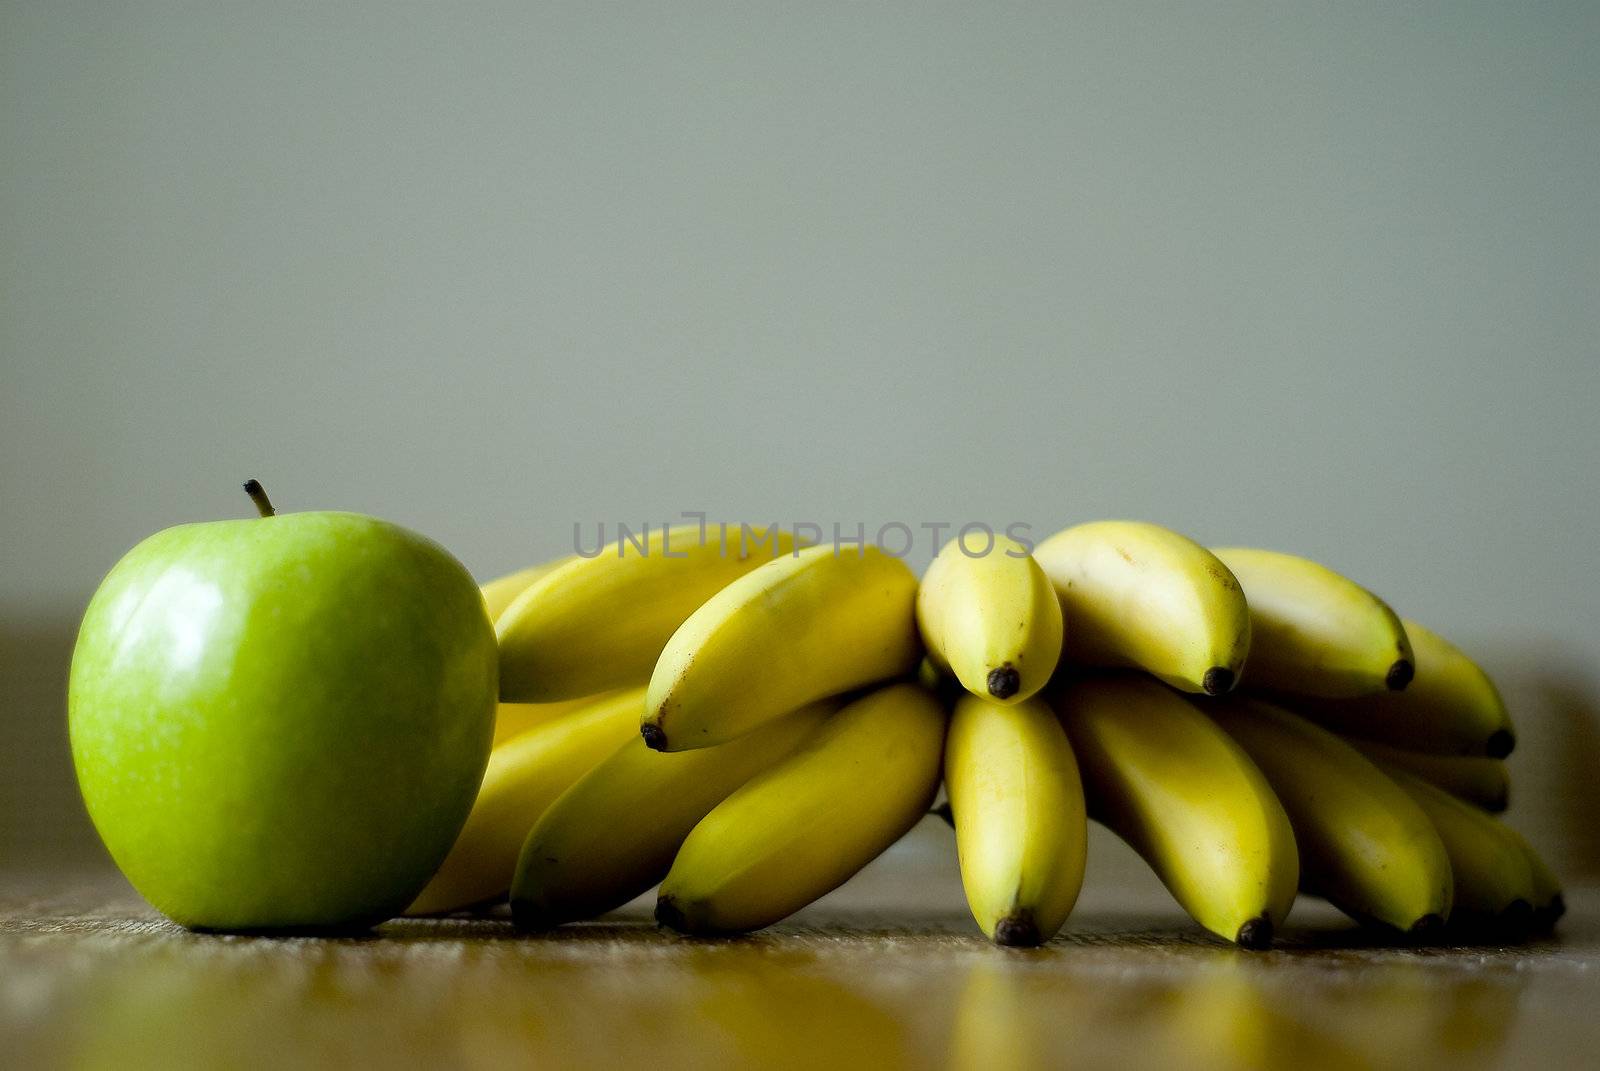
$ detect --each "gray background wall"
[3,3,1598,872]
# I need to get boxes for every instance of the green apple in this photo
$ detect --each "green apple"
[68,481,497,931]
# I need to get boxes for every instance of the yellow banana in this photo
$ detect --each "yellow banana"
[509,700,836,930]
[1501,825,1564,932]
[491,694,619,748]
[497,523,798,702]
[1293,620,1515,757]
[479,559,566,624]
[944,694,1086,945]
[916,536,1063,703]
[405,687,645,915]
[643,544,922,751]
[1206,698,1452,934]
[1051,674,1297,948]
[1383,767,1534,934]
[655,682,945,934]
[1349,739,1508,813]
[1034,521,1249,695]
[1211,547,1412,697]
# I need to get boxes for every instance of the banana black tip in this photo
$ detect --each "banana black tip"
[1386,659,1414,691]
[1235,916,1273,950]
[993,914,1042,948]
[1409,913,1445,941]
[1486,729,1515,759]
[654,898,687,932]
[1500,899,1534,938]
[986,665,1021,700]
[1539,894,1568,931]
[509,902,554,933]
[1202,667,1236,696]
[641,724,668,751]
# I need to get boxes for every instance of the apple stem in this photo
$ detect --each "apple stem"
[242,479,276,518]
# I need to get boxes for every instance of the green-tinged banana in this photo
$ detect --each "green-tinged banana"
[945,694,1086,946]
[510,700,836,930]
[1211,547,1412,697]
[1051,674,1297,948]
[406,688,645,915]
[1500,825,1564,932]
[1349,739,1508,813]
[1206,698,1452,935]
[1292,620,1515,757]
[643,545,922,751]
[1383,767,1534,934]
[655,682,945,934]
[497,524,799,702]
[916,536,1063,703]
[492,694,619,748]
[1034,521,1249,695]
[480,559,566,623]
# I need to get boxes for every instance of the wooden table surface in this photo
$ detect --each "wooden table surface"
[4,824,1597,1071]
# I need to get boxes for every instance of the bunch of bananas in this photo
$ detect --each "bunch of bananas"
[407,520,1561,951]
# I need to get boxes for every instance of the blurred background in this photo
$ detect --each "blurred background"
[3,3,1597,883]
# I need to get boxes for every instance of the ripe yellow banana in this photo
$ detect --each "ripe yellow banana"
[497,524,798,702]
[916,536,1063,703]
[509,700,836,930]
[405,687,645,916]
[1383,766,1534,934]
[944,694,1086,946]
[643,545,922,751]
[1501,825,1564,932]
[1292,620,1515,757]
[1349,739,1508,813]
[1206,698,1452,934]
[492,694,620,748]
[655,682,945,934]
[1034,521,1249,695]
[479,559,565,624]
[1211,547,1412,697]
[1051,674,1297,948]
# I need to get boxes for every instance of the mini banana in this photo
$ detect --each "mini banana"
[916,536,1063,703]
[497,523,799,702]
[1349,739,1508,813]
[643,544,922,751]
[655,682,945,934]
[945,694,1086,946]
[479,559,566,624]
[492,694,620,748]
[1206,698,1452,934]
[509,701,836,930]
[406,687,645,916]
[1293,620,1515,757]
[1211,547,1412,697]
[1383,766,1535,934]
[1034,521,1250,695]
[1501,825,1564,932]
[1052,674,1297,948]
